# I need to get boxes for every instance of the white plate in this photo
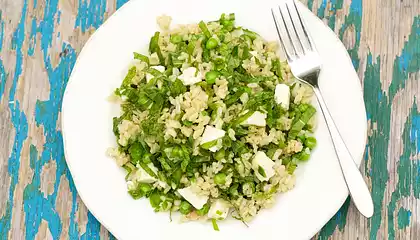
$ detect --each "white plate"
[62,0,367,239]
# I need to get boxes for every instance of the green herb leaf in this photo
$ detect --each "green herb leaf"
[122,67,137,86]
[129,142,144,164]
[149,32,164,64]
[232,110,255,126]
[289,106,316,139]
[169,79,187,97]
[139,162,158,179]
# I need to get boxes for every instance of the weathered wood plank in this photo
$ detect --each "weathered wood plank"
[0,0,419,239]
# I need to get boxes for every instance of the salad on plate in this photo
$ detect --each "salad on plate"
[107,13,317,230]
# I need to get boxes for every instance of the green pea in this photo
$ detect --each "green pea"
[196,203,210,216]
[170,34,183,44]
[179,201,192,215]
[214,149,225,161]
[298,151,310,161]
[305,137,317,149]
[214,173,227,185]
[149,192,162,209]
[138,183,153,196]
[206,37,218,49]
[205,71,220,84]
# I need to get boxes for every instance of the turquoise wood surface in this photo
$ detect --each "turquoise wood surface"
[0,0,419,239]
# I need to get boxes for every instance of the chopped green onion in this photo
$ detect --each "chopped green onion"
[197,204,210,216]
[149,32,164,64]
[158,157,172,171]
[138,162,158,179]
[232,110,255,126]
[201,140,218,150]
[142,153,153,164]
[183,120,193,127]
[179,201,193,215]
[147,68,163,77]
[199,21,212,38]
[212,218,220,231]
[187,40,196,55]
[305,137,317,149]
[214,149,225,161]
[133,52,150,64]
[243,29,258,40]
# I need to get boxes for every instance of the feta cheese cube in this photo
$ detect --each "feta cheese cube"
[134,165,157,183]
[177,186,209,209]
[200,126,225,152]
[146,65,166,82]
[241,111,267,127]
[178,67,203,85]
[208,199,230,220]
[252,151,275,181]
[275,84,290,110]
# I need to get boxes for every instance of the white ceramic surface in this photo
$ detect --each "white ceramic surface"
[61,0,367,239]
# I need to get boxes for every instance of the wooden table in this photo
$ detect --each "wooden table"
[0,0,419,239]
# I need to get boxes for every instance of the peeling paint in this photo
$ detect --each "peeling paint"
[40,160,57,197]
[0,0,419,239]
[397,207,411,230]
[75,0,107,33]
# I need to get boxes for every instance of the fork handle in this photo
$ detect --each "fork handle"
[313,87,374,218]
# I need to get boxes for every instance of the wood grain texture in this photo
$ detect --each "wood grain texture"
[0,0,419,239]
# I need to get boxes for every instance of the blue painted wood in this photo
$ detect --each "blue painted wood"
[0,0,418,239]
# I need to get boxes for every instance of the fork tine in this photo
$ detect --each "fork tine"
[284,1,307,54]
[277,5,300,57]
[289,0,315,51]
[271,8,295,61]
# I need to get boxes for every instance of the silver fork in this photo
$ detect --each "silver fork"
[271,0,374,218]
